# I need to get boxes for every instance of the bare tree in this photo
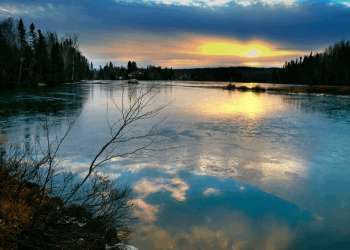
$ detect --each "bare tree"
[0,83,174,250]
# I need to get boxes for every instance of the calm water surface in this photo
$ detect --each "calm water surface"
[1,81,350,249]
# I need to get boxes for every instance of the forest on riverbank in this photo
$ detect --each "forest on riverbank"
[277,40,350,86]
[0,17,93,90]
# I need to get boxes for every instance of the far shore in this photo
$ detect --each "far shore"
[181,83,350,96]
[223,84,350,96]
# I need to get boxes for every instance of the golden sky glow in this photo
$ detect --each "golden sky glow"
[194,41,294,58]
[81,31,308,68]
[243,62,261,66]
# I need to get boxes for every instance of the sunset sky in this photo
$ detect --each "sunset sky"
[1,0,350,68]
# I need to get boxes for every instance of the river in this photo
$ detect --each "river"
[1,80,350,249]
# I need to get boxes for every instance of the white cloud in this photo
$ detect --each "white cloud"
[203,188,221,195]
[0,2,84,21]
[133,199,160,222]
[110,162,173,173]
[254,0,296,5]
[312,213,324,221]
[238,1,251,6]
[134,176,189,201]
[115,0,299,7]
[47,3,55,10]
[176,0,194,5]
[0,4,48,17]
[0,7,12,13]
[342,2,350,7]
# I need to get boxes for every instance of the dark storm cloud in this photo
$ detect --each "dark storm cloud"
[1,1,350,47]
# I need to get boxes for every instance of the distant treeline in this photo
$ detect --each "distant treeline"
[277,40,350,86]
[0,17,93,90]
[96,61,174,80]
[172,67,278,82]
[97,61,275,82]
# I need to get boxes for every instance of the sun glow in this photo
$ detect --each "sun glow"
[243,62,261,66]
[194,41,294,58]
[190,89,288,120]
[84,31,306,68]
[193,91,266,119]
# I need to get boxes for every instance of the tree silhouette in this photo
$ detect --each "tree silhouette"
[131,61,137,71]
[278,40,350,85]
[127,61,132,74]
[17,17,27,50]
[28,23,36,47]
[0,17,93,89]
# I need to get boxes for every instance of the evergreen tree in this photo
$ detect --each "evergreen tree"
[169,67,173,80]
[46,33,64,86]
[0,25,16,89]
[17,17,27,50]
[0,17,93,89]
[127,61,132,74]
[131,61,137,71]
[28,23,36,48]
[34,29,49,83]
[109,61,116,80]
[0,18,19,89]
[99,65,103,79]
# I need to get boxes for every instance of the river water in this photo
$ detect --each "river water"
[1,80,350,249]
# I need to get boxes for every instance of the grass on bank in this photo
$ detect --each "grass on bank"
[224,84,350,95]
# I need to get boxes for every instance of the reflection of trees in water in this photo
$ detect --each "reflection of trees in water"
[282,95,350,123]
[99,82,171,109]
[0,85,90,116]
[0,84,91,140]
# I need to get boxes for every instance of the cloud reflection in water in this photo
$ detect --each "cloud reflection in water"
[109,165,316,250]
[134,176,189,202]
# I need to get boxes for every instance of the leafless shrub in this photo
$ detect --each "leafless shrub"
[0,83,174,250]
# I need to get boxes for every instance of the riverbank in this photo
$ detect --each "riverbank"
[221,83,350,95]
